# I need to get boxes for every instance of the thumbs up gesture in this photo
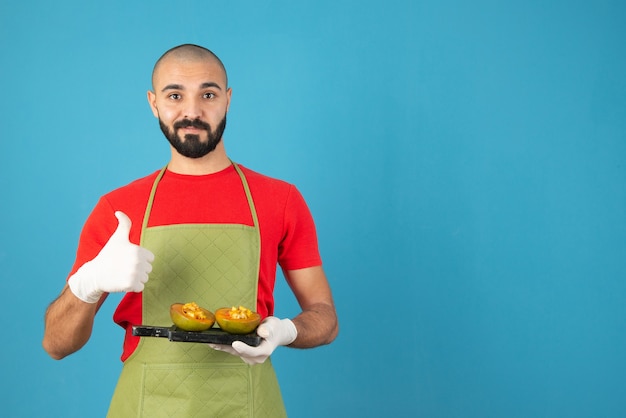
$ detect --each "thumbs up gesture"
[68,211,155,303]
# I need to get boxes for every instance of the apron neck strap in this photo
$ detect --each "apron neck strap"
[139,162,260,246]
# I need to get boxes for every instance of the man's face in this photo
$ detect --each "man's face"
[158,112,227,158]
[148,58,231,159]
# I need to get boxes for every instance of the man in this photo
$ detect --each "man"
[42,44,338,417]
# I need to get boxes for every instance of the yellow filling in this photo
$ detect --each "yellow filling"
[229,305,253,320]
[182,302,207,320]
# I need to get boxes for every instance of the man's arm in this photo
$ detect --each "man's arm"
[209,265,338,364]
[42,285,103,360]
[42,211,154,360]
[285,265,338,348]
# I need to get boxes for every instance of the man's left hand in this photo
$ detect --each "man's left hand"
[209,316,297,365]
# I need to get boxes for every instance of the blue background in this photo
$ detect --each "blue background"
[1,1,625,417]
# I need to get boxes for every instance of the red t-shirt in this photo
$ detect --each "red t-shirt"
[68,164,322,361]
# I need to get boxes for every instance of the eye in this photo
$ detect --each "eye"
[203,92,216,99]
[168,93,181,100]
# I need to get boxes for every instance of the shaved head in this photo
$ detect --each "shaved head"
[152,44,228,89]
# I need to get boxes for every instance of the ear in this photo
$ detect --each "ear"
[147,90,159,118]
[225,87,232,112]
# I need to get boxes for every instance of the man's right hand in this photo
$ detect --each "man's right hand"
[68,211,155,303]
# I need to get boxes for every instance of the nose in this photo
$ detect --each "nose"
[183,97,202,120]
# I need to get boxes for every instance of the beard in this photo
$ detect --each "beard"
[159,114,227,158]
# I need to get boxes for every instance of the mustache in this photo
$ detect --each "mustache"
[173,118,212,131]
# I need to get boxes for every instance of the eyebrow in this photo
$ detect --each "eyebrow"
[161,82,223,93]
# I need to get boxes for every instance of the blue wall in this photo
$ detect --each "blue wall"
[2,1,625,417]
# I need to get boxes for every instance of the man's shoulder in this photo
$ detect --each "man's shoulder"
[236,164,309,212]
[102,169,161,200]
[238,164,293,189]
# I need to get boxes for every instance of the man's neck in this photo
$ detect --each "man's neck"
[167,142,232,175]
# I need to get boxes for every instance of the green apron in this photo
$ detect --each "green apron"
[107,163,287,418]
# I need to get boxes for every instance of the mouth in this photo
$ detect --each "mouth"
[179,126,203,133]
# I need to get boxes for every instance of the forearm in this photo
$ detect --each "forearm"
[42,285,100,360]
[290,302,338,348]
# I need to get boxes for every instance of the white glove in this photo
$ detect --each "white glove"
[209,316,297,365]
[68,211,155,303]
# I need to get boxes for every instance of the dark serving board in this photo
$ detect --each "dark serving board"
[132,325,262,347]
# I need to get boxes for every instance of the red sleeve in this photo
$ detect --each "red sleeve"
[66,197,118,279]
[277,185,322,271]
[66,173,155,280]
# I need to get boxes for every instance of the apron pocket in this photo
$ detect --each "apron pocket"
[140,362,250,418]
